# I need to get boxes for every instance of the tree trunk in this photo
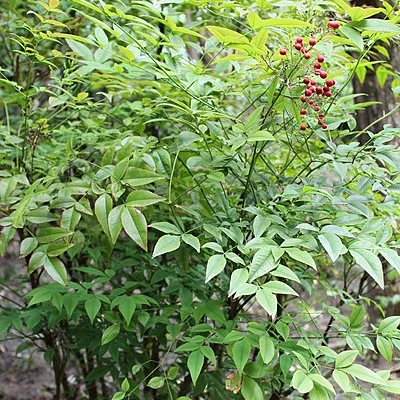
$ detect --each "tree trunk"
[351,0,400,145]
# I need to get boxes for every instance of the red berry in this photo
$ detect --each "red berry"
[317,54,325,63]
[308,100,314,105]
[328,21,340,29]
[318,119,323,126]
[324,91,332,97]
[294,43,302,51]
[303,78,310,85]
[316,86,323,95]
[326,79,335,87]
[320,70,328,79]
[309,38,317,46]
[305,89,313,96]
[300,109,307,115]
[280,48,287,56]
[319,113,325,118]
[296,36,303,44]
[323,85,330,92]
[322,123,328,129]
[300,95,307,102]
[304,53,311,59]
[314,62,321,69]
[314,105,320,111]
[314,70,321,76]
[300,124,307,131]
[310,79,316,86]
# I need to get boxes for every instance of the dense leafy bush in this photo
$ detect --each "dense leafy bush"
[1,0,400,399]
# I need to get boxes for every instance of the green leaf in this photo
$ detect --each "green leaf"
[309,383,329,400]
[63,293,79,319]
[205,254,226,283]
[108,206,123,245]
[101,323,120,345]
[200,346,216,365]
[85,297,101,324]
[241,376,263,400]
[339,26,364,51]
[228,268,249,297]
[232,338,251,375]
[350,249,384,289]
[332,370,351,393]
[263,281,298,296]
[350,19,400,34]
[342,364,386,385]
[378,316,400,334]
[377,336,392,363]
[291,370,314,393]
[309,374,336,394]
[187,349,204,386]
[149,222,181,234]
[318,233,344,263]
[118,296,136,325]
[259,335,275,364]
[152,234,181,258]
[285,248,316,270]
[207,26,249,44]
[111,391,125,400]
[20,237,38,258]
[43,256,67,285]
[250,14,314,29]
[249,247,279,282]
[247,130,275,142]
[66,39,93,60]
[46,242,74,257]
[181,234,200,252]
[95,193,112,238]
[380,248,400,275]
[335,350,358,368]
[37,227,73,244]
[349,306,365,329]
[256,288,277,317]
[126,190,164,207]
[147,376,165,389]
[121,206,147,250]
[122,168,163,186]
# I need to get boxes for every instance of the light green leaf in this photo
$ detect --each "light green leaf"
[232,338,251,375]
[205,254,226,283]
[187,349,204,386]
[43,256,67,285]
[263,281,298,296]
[101,323,120,345]
[350,249,384,289]
[249,247,279,282]
[108,205,123,244]
[37,227,73,244]
[200,346,216,365]
[335,350,358,368]
[152,234,181,258]
[318,233,344,262]
[126,190,164,207]
[149,222,181,234]
[20,237,38,258]
[121,206,147,250]
[259,335,275,364]
[332,370,351,393]
[292,370,314,393]
[241,376,263,400]
[285,248,316,270]
[228,268,249,297]
[147,376,165,389]
[309,374,336,394]
[342,364,386,385]
[377,336,392,363]
[207,26,249,44]
[122,168,163,187]
[85,297,101,324]
[95,193,112,238]
[378,316,400,334]
[247,130,275,142]
[182,234,200,253]
[256,288,277,317]
[380,248,400,275]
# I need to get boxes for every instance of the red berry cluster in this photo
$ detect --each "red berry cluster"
[279,21,340,132]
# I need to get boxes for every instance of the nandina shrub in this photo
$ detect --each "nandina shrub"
[1,1,400,399]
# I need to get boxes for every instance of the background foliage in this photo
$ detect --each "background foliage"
[1,0,400,399]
